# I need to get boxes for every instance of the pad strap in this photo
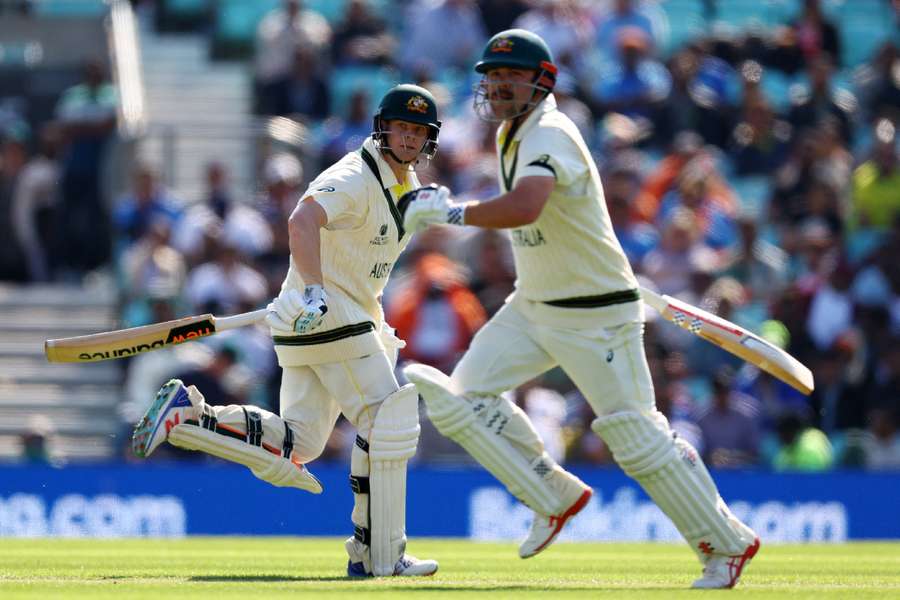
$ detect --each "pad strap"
[242,407,263,447]
[282,422,294,459]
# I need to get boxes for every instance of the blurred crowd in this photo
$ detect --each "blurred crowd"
[2,0,900,471]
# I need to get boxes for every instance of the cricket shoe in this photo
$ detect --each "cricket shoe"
[691,537,760,589]
[345,537,438,577]
[132,379,195,458]
[519,485,593,559]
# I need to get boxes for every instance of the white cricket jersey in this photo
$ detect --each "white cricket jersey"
[273,136,417,366]
[496,94,642,325]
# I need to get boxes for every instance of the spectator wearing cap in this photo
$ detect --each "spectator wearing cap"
[591,26,670,122]
[696,367,761,468]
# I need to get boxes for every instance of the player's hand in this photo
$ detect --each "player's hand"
[399,184,465,233]
[265,284,329,335]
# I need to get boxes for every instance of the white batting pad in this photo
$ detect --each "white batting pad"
[368,384,420,576]
[168,424,322,493]
[404,363,569,517]
[592,411,756,561]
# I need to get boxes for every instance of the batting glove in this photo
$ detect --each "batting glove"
[399,184,466,233]
[266,284,329,335]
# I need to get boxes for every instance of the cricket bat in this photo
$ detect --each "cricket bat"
[44,309,268,363]
[640,286,814,395]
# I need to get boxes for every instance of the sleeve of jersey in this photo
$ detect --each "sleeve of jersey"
[303,173,365,230]
[513,128,587,188]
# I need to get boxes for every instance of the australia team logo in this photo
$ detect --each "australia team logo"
[370,223,390,245]
[491,37,514,53]
[406,95,429,114]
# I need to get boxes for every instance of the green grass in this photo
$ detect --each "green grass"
[1,538,899,598]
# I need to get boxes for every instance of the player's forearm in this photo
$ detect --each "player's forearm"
[288,200,326,285]
[462,192,541,228]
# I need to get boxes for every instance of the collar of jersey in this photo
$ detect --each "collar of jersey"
[362,136,405,190]
[498,93,558,150]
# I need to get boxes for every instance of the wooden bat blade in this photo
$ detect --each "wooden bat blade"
[641,287,814,395]
[45,314,218,363]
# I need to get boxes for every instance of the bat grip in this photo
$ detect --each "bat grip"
[215,308,268,331]
[638,286,668,314]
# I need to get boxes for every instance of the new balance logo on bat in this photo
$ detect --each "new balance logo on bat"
[75,320,216,360]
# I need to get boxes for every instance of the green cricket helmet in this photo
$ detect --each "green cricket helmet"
[475,28,558,91]
[473,29,558,122]
[373,84,441,162]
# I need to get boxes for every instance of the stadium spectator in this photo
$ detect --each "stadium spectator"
[173,161,273,263]
[320,90,373,165]
[171,345,247,407]
[696,367,761,468]
[656,158,738,251]
[642,207,718,296]
[513,379,567,464]
[388,253,486,373]
[113,162,183,248]
[254,0,331,115]
[787,55,855,146]
[590,26,670,123]
[330,0,394,67]
[719,216,789,302]
[465,229,515,317]
[275,45,331,120]
[862,407,900,470]
[805,261,855,351]
[657,41,739,148]
[400,0,486,76]
[593,0,663,60]
[809,333,873,434]
[512,0,594,71]
[119,219,186,326]
[851,121,900,230]
[772,411,834,471]
[257,152,303,262]
[0,131,29,282]
[604,154,659,265]
[10,123,61,282]
[477,0,529,35]
[779,0,842,72]
[183,232,268,315]
[728,91,791,177]
[855,42,900,124]
[54,59,118,276]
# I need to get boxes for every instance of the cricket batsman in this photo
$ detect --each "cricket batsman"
[401,30,760,588]
[132,84,441,578]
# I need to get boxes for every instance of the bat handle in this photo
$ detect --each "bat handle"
[638,286,668,314]
[215,308,269,332]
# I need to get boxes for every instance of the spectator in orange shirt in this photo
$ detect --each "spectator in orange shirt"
[388,252,486,373]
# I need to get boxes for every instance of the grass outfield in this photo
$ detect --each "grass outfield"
[1,538,899,598]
